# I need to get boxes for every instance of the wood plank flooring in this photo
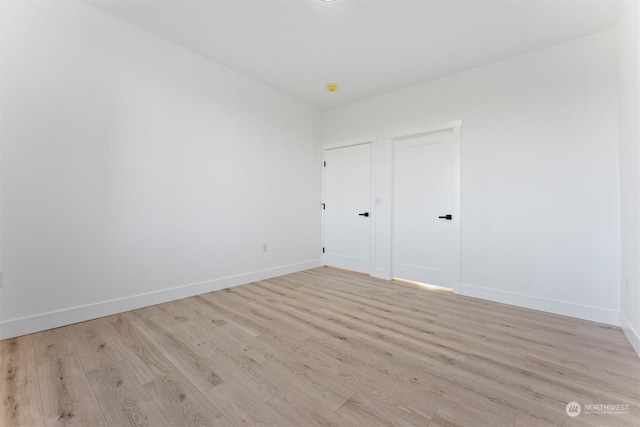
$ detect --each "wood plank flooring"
[1,267,639,426]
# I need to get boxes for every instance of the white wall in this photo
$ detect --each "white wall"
[324,31,621,325]
[0,0,322,339]
[618,0,640,355]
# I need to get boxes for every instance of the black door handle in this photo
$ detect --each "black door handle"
[358,212,370,217]
[438,214,452,220]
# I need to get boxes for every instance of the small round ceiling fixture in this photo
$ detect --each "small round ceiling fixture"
[326,84,338,92]
[321,0,337,2]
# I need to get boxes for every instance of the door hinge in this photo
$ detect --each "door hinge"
[322,247,325,253]
[323,161,326,167]
[322,203,325,210]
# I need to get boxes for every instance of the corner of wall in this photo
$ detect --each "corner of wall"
[617,0,640,357]
[620,312,640,357]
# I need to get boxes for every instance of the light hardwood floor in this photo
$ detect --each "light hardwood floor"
[2,267,639,426]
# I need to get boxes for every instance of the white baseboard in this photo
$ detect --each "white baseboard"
[460,283,620,326]
[620,312,640,358]
[0,259,321,340]
[371,268,392,281]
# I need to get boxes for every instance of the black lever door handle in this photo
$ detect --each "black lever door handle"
[358,212,370,217]
[438,214,452,220]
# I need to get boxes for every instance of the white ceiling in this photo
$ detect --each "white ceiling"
[86,0,620,111]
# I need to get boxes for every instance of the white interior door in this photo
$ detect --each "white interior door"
[323,143,371,274]
[394,131,459,289]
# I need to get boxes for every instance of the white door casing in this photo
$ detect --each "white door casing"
[323,143,372,274]
[393,128,461,292]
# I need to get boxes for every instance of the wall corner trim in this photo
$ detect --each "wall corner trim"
[0,259,321,340]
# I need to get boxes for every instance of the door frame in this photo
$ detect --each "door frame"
[322,137,376,276]
[390,120,462,293]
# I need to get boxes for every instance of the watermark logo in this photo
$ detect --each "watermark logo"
[566,402,581,417]
[566,401,630,417]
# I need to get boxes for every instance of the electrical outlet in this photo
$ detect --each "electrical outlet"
[262,244,268,253]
